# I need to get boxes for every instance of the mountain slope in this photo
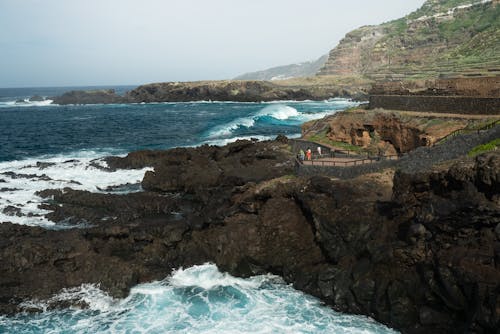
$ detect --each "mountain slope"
[317,0,500,79]
[234,55,328,81]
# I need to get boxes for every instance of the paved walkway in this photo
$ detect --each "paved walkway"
[300,155,399,167]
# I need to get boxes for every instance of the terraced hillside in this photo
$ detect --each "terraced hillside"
[317,0,500,80]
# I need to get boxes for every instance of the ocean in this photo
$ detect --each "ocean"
[0,86,397,333]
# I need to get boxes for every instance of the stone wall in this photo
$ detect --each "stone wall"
[370,77,500,98]
[369,95,500,114]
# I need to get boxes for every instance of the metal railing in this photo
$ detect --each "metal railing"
[297,154,400,167]
[436,119,500,145]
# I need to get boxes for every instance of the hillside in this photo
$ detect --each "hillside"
[234,55,328,81]
[318,0,500,80]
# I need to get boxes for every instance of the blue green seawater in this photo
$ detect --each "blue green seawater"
[0,87,398,333]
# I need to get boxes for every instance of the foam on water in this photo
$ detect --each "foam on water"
[0,99,55,108]
[0,264,399,334]
[205,101,357,140]
[0,151,152,227]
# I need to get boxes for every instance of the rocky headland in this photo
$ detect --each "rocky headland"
[1,119,499,333]
[50,78,371,105]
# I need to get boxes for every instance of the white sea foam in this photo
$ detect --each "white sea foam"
[206,116,256,138]
[19,283,116,313]
[1,263,399,334]
[0,99,55,108]
[200,134,302,147]
[205,99,359,140]
[256,104,299,120]
[0,151,152,227]
[167,263,268,290]
[206,104,301,139]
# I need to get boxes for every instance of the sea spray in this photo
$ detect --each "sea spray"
[0,98,359,228]
[0,152,152,227]
[0,264,399,334]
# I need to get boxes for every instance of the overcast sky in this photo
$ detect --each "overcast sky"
[0,0,426,88]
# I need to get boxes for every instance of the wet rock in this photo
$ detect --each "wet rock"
[35,162,56,169]
[275,134,288,144]
[0,140,499,333]
[2,206,22,216]
[1,171,51,181]
[29,95,45,102]
[51,89,124,105]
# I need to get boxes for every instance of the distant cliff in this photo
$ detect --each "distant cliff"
[234,55,328,81]
[318,0,500,79]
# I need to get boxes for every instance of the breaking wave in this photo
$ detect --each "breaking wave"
[0,99,55,108]
[0,150,152,228]
[0,263,399,334]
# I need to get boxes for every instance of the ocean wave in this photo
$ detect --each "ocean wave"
[204,100,359,140]
[205,104,301,139]
[0,151,152,228]
[0,99,55,108]
[1,263,399,334]
[199,133,301,147]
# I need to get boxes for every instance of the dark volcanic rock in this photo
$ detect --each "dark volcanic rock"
[0,138,499,333]
[50,79,367,105]
[29,95,45,102]
[51,89,124,105]
[124,80,353,103]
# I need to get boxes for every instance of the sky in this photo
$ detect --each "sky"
[0,0,426,88]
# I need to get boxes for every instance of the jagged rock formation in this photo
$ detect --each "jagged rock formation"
[0,134,499,333]
[51,89,124,105]
[318,0,500,80]
[50,79,370,105]
[123,80,363,103]
[234,55,329,81]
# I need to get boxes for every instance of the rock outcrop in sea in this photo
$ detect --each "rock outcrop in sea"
[50,80,370,105]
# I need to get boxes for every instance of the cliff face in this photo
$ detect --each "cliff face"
[234,55,329,81]
[301,109,496,155]
[318,0,500,79]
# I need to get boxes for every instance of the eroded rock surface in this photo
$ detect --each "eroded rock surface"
[0,138,499,333]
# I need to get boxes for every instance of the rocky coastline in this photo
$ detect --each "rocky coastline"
[49,78,370,105]
[1,121,499,332]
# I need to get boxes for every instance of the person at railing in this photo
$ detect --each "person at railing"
[306,148,312,161]
[317,146,322,157]
[299,149,305,161]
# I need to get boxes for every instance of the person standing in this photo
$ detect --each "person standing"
[306,148,312,161]
[299,149,305,161]
[317,146,322,157]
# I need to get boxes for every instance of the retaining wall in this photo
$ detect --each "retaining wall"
[369,95,500,114]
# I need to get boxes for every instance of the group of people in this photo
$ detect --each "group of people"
[298,146,322,161]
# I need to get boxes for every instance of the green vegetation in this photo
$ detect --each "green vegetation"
[306,130,363,152]
[423,118,447,128]
[358,0,500,79]
[438,3,499,40]
[387,18,408,37]
[465,119,500,131]
[468,138,500,157]
[407,0,478,20]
